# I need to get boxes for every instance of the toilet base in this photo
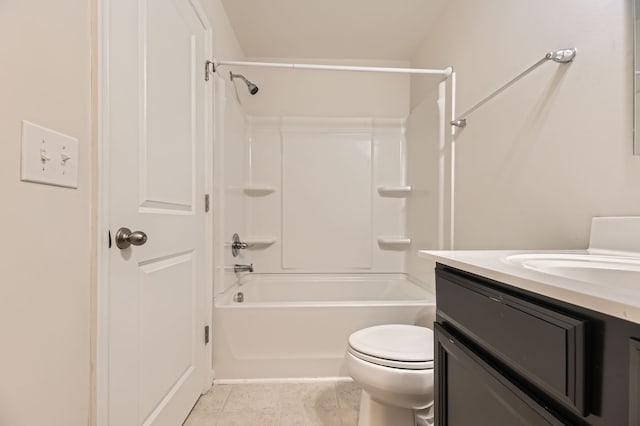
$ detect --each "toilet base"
[358,391,416,426]
[416,404,434,426]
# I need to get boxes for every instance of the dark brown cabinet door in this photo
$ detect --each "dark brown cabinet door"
[434,324,567,426]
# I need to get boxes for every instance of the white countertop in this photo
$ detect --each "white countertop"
[419,249,640,325]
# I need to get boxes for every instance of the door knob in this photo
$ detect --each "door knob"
[115,227,148,249]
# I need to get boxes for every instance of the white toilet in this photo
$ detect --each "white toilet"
[345,324,434,426]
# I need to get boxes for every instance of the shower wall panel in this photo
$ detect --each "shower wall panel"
[282,128,372,270]
[405,94,441,291]
[246,116,407,273]
[405,79,451,292]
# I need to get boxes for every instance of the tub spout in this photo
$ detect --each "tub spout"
[234,263,254,273]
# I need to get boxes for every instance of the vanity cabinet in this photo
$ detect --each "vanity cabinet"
[435,264,640,426]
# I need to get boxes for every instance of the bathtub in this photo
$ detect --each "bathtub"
[213,273,435,381]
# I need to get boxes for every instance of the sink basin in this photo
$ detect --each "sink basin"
[504,253,640,287]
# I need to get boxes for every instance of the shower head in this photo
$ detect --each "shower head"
[230,71,259,95]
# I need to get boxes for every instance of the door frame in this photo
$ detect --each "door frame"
[95,0,214,423]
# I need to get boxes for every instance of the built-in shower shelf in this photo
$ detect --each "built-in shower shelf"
[377,237,412,246]
[377,185,412,197]
[245,237,277,248]
[243,185,276,196]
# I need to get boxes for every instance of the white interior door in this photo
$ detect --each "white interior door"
[104,0,208,424]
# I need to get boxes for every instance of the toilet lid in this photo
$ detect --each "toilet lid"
[348,324,434,363]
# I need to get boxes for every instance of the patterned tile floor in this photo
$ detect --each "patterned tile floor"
[184,381,361,426]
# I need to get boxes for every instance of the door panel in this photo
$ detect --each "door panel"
[106,0,207,424]
[139,252,195,421]
[144,0,196,208]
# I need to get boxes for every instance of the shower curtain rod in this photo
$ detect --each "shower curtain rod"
[450,48,577,128]
[208,59,452,77]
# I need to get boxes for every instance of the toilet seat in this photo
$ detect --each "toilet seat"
[348,324,434,370]
[348,346,434,370]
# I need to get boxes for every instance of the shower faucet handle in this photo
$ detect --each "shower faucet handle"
[231,233,249,257]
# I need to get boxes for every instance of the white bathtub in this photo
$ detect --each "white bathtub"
[213,273,435,381]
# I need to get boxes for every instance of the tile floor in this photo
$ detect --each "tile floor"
[184,380,362,426]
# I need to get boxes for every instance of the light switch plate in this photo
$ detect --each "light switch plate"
[21,120,79,188]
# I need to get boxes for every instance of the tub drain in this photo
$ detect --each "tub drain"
[233,291,244,303]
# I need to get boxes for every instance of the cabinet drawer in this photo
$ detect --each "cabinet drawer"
[436,267,588,415]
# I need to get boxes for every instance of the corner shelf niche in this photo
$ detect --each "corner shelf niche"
[377,185,412,197]
[377,237,412,248]
[243,184,276,196]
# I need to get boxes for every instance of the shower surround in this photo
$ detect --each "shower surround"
[212,73,446,380]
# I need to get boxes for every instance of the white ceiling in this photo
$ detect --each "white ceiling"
[220,0,447,61]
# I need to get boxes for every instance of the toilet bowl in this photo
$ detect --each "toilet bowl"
[345,324,434,426]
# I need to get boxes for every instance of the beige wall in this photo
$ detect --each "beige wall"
[230,58,411,118]
[412,0,640,250]
[0,1,92,425]
[201,0,245,62]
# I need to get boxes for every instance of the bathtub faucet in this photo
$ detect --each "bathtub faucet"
[234,263,254,273]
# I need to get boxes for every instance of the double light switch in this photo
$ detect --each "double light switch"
[21,120,79,188]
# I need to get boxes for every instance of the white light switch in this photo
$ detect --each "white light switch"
[21,120,79,188]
